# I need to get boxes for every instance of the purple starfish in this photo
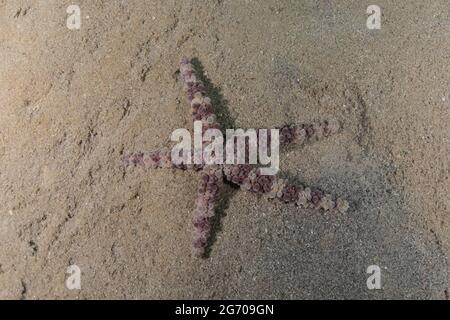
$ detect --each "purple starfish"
[123,58,349,258]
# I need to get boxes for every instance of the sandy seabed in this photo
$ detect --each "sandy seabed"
[0,0,448,299]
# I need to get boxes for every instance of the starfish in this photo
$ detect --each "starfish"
[123,58,349,258]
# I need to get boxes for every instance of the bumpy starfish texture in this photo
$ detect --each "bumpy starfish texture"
[123,58,348,257]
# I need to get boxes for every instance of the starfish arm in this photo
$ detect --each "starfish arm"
[223,165,349,213]
[122,149,195,170]
[191,165,223,257]
[257,120,341,146]
[180,58,222,131]
[264,177,349,213]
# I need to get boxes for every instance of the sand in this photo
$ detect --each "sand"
[0,0,448,299]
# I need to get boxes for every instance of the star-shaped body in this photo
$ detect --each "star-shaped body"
[123,58,348,257]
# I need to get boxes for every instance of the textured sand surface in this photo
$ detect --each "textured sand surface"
[0,0,448,299]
